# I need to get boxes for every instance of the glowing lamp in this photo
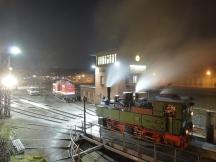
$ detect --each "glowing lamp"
[206,70,211,76]
[91,65,96,69]
[9,46,22,55]
[9,67,13,71]
[1,74,18,89]
[114,61,120,67]
[135,55,140,62]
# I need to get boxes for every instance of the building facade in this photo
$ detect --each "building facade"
[94,50,146,104]
[80,85,95,103]
[94,50,216,104]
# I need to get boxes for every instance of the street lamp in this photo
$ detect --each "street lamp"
[9,46,22,55]
[1,74,18,89]
[0,46,21,118]
[91,64,96,69]
[7,46,22,69]
[205,70,212,88]
[206,70,211,76]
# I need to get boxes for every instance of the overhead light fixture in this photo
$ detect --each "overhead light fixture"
[91,65,96,69]
[135,55,140,62]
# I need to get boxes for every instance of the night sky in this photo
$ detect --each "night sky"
[0,0,216,70]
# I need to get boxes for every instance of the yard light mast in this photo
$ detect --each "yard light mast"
[0,45,22,118]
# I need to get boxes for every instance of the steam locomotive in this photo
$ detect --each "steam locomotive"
[96,87,194,149]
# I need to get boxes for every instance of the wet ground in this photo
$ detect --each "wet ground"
[4,88,97,161]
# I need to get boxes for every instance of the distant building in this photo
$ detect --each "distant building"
[67,73,94,85]
[173,70,216,89]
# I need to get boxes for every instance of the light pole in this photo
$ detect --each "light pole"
[0,46,21,118]
[83,96,87,135]
[205,70,212,88]
[7,46,22,70]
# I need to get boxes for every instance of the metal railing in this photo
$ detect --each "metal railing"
[79,122,201,162]
[70,125,80,162]
[70,123,102,162]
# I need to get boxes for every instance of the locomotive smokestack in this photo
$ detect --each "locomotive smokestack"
[107,87,111,101]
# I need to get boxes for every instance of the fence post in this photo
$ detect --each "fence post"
[111,130,114,146]
[136,137,140,153]
[154,143,157,162]
[83,96,87,135]
[99,125,102,142]
[197,155,200,162]
[122,133,125,149]
[174,148,176,162]
[91,123,92,136]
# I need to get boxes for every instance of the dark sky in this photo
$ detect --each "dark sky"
[0,0,216,70]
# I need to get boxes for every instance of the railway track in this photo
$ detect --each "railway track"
[11,125,70,135]
[12,98,84,118]
[11,99,86,123]
[10,101,91,127]
[11,109,64,124]
[11,107,72,121]
[12,96,96,116]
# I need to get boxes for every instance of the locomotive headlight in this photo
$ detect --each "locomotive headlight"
[193,124,195,128]
[185,129,189,135]
[190,111,194,116]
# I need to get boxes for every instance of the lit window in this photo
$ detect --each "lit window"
[130,65,146,73]
[102,56,104,64]
[133,75,137,83]
[97,53,117,65]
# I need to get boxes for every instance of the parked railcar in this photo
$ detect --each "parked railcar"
[52,79,76,102]
[96,91,194,149]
